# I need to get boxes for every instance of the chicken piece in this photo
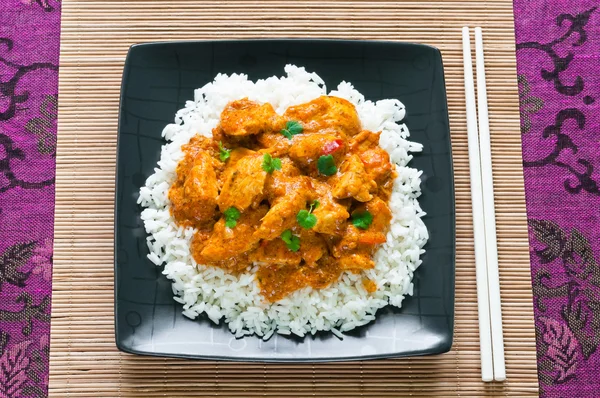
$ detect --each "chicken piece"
[331,226,380,272]
[249,238,302,266]
[263,158,302,201]
[311,181,349,236]
[331,155,376,202]
[350,130,395,184]
[332,225,358,254]
[377,177,395,202]
[189,229,212,262]
[360,147,394,185]
[220,98,285,136]
[195,206,268,272]
[254,191,307,241]
[284,96,361,137]
[334,225,387,253]
[227,147,256,164]
[288,132,346,173]
[181,134,220,161]
[215,147,257,190]
[217,152,267,212]
[173,135,224,184]
[257,166,312,241]
[348,130,380,152]
[363,196,393,233]
[169,151,219,227]
[183,156,219,211]
[336,252,375,271]
[296,228,328,266]
[256,131,291,157]
[332,197,392,269]
[334,198,391,250]
[212,125,257,149]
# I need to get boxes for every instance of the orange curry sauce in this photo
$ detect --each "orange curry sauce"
[168,96,396,302]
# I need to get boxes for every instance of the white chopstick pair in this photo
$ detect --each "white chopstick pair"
[461,27,506,383]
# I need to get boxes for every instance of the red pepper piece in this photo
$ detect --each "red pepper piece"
[322,139,343,155]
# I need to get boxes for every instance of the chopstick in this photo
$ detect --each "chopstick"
[461,26,494,383]
[475,27,506,382]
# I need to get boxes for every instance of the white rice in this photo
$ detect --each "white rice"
[138,65,428,339]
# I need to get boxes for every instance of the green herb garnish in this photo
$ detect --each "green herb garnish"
[218,141,231,162]
[296,199,320,229]
[310,200,320,211]
[280,120,303,139]
[223,207,241,228]
[261,153,282,174]
[317,155,337,176]
[280,229,300,252]
[351,211,373,230]
[296,210,317,229]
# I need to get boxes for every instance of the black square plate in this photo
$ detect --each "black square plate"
[115,40,455,361]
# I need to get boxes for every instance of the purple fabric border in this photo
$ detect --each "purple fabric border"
[0,0,60,396]
[513,1,600,397]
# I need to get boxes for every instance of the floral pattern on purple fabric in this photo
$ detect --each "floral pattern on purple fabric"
[30,239,53,282]
[0,338,31,397]
[538,317,579,384]
[19,0,60,12]
[0,332,49,397]
[0,0,60,396]
[514,1,600,396]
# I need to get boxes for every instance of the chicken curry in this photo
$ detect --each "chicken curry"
[168,96,396,302]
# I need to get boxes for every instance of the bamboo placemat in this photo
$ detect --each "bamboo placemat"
[51,0,538,396]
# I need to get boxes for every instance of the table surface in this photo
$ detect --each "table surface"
[49,0,538,396]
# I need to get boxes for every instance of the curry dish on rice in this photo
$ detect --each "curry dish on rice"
[168,95,396,302]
